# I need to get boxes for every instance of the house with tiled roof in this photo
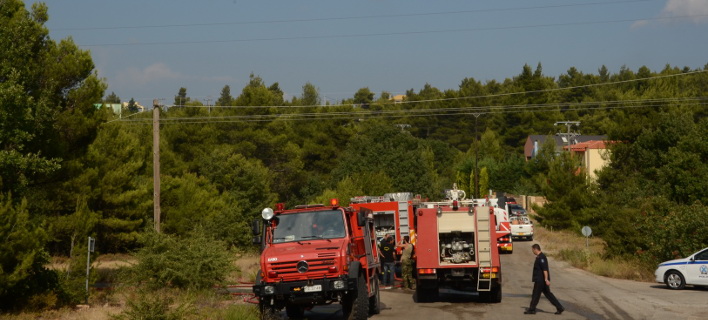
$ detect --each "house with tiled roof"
[524,134,607,160]
[564,140,614,181]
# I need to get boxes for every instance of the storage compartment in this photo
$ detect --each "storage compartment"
[439,231,475,264]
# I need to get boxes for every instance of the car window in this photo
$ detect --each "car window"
[695,249,708,261]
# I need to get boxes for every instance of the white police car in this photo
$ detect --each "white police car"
[654,247,708,290]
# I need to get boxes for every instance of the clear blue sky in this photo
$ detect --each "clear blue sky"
[39,0,708,107]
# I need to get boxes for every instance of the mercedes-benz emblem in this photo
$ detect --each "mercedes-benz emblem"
[297,260,309,273]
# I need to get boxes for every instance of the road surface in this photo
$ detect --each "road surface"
[265,241,707,319]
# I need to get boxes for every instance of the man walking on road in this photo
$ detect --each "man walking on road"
[525,244,564,315]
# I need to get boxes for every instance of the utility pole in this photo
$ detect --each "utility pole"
[152,99,161,233]
[472,113,482,199]
[555,121,580,150]
[205,97,212,114]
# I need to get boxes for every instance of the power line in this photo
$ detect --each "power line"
[113,97,707,124]
[79,13,708,47]
[170,69,708,109]
[116,103,708,125]
[56,0,653,32]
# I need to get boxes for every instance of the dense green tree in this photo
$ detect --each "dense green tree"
[353,87,374,106]
[127,97,138,113]
[0,195,56,310]
[216,85,233,106]
[173,87,189,106]
[333,122,440,198]
[1,0,104,197]
[104,92,120,103]
[70,124,152,252]
[300,82,320,106]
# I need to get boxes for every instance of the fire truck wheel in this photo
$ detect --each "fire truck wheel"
[343,276,368,320]
[368,276,381,315]
[285,305,305,319]
[415,284,438,303]
[480,284,502,303]
[259,302,277,320]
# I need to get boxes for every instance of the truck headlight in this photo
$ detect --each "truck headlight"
[333,280,346,290]
[264,286,275,295]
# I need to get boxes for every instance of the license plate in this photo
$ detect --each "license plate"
[518,233,525,235]
[304,285,322,292]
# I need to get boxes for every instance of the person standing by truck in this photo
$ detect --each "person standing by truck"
[399,236,415,290]
[525,244,564,315]
[379,234,395,289]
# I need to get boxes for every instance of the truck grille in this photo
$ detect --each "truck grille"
[271,258,337,280]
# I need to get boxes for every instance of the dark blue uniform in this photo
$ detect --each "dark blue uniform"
[529,252,564,313]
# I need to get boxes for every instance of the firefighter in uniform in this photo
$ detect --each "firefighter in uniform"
[525,243,564,315]
[399,236,415,290]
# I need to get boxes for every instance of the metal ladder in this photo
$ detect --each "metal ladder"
[476,206,492,291]
[397,201,410,237]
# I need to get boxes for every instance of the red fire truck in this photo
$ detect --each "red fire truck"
[414,190,503,303]
[350,192,417,247]
[252,199,381,320]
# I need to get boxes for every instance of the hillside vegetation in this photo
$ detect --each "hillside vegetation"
[1,0,707,312]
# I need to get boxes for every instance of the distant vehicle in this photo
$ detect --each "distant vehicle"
[507,204,527,216]
[654,247,708,290]
[509,215,534,241]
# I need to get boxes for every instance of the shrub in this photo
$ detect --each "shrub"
[126,231,234,290]
[112,290,193,320]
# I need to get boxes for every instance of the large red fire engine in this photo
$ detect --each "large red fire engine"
[414,187,503,303]
[252,199,381,320]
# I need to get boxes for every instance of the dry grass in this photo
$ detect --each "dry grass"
[229,252,260,283]
[2,252,262,320]
[533,223,654,282]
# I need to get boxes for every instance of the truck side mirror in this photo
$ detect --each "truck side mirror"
[357,209,370,227]
[251,219,261,236]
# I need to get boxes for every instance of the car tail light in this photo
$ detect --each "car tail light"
[481,267,499,273]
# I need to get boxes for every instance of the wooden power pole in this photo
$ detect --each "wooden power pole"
[152,100,161,233]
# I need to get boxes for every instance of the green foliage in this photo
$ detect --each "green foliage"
[0,194,58,311]
[112,290,194,320]
[333,122,441,198]
[634,201,708,265]
[127,231,234,290]
[216,85,233,106]
[535,152,593,230]
[105,92,121,103]
[479,167,489,197]
[353,87,374,105]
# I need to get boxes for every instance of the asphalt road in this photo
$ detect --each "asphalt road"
[267,241,707,320]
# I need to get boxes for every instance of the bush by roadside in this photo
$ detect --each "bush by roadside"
[533,223,655,282]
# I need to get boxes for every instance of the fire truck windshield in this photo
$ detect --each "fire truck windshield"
[272,210,346,243]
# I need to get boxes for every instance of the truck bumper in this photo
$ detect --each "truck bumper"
[253,276,353,306]
[498,243,513,252]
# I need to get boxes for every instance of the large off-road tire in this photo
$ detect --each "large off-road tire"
[343,276,368,320]
[415,280,438,303]
[285,305,305,319]
[368,276,381,315]
[259,301,278,320]
[256,271,277,320]
[479,284,502,303]
[665,270,686,290]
